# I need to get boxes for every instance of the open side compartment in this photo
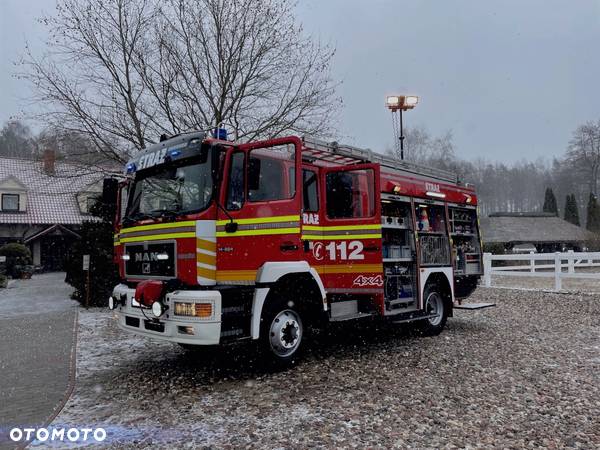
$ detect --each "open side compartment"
[449,206,482,276]
[381,195,418,314]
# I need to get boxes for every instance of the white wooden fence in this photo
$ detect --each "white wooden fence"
[483,251,600,290]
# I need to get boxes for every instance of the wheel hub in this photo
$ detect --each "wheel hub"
[269,310,302,357]
[425,292,443,326]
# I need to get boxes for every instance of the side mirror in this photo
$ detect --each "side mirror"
[248,157,261,191]
[102,178,119,205]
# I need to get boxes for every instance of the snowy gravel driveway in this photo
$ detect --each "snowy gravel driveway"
[49,287,600,448]
[0,273,77,450]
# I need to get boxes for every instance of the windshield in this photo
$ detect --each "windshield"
[125,156,213,222]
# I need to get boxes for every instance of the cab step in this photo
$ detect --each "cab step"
[387,297,415,307]
[391,312,438,324]
[454,302,496,310]
[329,312,374,322]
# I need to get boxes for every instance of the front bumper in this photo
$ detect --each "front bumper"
[111,284,222,345]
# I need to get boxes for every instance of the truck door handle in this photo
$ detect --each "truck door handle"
[364,245,380,252]
[280,242,299,252]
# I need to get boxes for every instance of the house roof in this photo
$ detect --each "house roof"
[480,212,595,244]
[0,156,105,225]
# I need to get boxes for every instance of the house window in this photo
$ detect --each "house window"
[1,194,19,212]
[86,196,98,213]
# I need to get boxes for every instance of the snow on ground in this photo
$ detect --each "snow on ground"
[40,285,600,449]
[0,272,76,318]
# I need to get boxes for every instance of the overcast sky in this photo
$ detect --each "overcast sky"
[2,0,600,163]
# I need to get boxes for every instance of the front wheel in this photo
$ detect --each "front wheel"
[416,284,449,336]
[259,298,304,368]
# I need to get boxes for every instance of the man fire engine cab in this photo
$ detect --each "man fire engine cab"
[109,131,486,366]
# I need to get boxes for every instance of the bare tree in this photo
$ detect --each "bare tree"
[21,0,339,163]
[0,120,36,158]
[385,126,456,167]
[566,121,600,195]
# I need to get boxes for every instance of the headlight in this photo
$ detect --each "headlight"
[174,302,213,318]
[152,301,165,317]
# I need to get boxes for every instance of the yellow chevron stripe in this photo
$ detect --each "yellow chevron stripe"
[197,267,216,279]
[301,234,381,240]
[313,263,383,274]
[120,232,195,243]
[196,238,217,252]
[303,224,382,231]
[120,220,196,233]
[196,253,216,265]
[217,227,300,237]
[216,215,299,226]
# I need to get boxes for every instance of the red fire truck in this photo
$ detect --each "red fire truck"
[109,132,487,365]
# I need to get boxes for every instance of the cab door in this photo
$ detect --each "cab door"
[216,137,302,284]
[303,163,382,293]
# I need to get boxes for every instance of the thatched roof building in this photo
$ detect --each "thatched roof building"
[480,212,595,251]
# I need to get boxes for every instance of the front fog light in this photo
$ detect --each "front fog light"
[152,301,166,317]
[108,296,115,310]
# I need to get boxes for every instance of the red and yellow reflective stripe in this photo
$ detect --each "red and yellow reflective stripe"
[313,263,383,274]
[301,224,382,241]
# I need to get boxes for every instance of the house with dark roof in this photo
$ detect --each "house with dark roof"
[479,212,596,252]
[0,151,105,271]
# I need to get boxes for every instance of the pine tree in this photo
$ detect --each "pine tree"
[571,194,581,226]
[586,193,600,233]
[564,194,581,226]
[564,194,574,224]
[543,187,558,216]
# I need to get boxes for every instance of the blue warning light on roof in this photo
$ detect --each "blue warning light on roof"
[126,162,136,174]
[213,128,227,140]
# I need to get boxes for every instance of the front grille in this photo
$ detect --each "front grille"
[125,316,140,328]
[124,242,176,277]
[144,320,165,333]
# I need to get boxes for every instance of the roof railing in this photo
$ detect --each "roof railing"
[302,136,459,184]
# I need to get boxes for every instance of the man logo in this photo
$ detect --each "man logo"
[135,252,159,262]
[142,263,151,274]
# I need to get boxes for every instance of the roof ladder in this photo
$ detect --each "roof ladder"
[301,136,459,184]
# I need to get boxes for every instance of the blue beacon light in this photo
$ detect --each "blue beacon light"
[126,162,136,174]
[213,128,227,140]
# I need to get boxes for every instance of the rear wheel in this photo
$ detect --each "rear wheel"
[259,297,304,368]
[417,284,449,336]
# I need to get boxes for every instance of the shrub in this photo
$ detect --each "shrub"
[0,243,32,278]
[482,242,505,255]
[64,199,119,307]
[585,234,600,251]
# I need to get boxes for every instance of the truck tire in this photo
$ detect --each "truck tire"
[259,296,304,368]
[416,283,449,336]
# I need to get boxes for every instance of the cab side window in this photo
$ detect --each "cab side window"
[326,169,374,219]
[303,169,319,212]
[226,152,245,210]
[247,145,295,202]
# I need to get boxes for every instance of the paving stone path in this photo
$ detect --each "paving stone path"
[0,273,78,450]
